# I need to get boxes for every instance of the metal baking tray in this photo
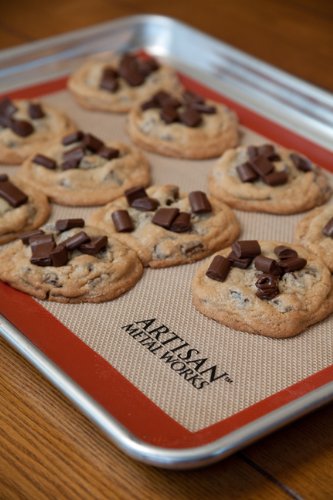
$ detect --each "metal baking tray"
[0,15,332,469]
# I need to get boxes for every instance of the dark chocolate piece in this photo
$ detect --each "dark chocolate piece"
[138,57,159,76]
[189,191,212,214]
[10,119,34,137]
[290,153,312,172]
[183,91,205,106]
[206,255,231,282]
[152,207,179,229]
[250,155,274,177]
[79,236,108,255]
[32,154,57,169]
[100,67,119,92]
[28,102,45,119]
[62,231,90,250]
[0,97,17,117]
[263,171,288,186]
[232,240,261,259]
[19,229,44,245]
[118,54,145,87]
[170,212,191,233]
[0,180,28,207]
[131,197,159,211]
[60,159,80,170]
[323,217,333,238]
[141,98,159,111]
[30,237,55,267]
[112,210,134,232]
[63,146,85,163]
[247,145,258,161]
[279,257,307,273]
[274,245,298,260]
[190,102,216,114]
[30,233,54,249]
[98,146,120,160]
[236,162,259,182]
[160,106,179,124]
[125,186,147,205]
[0,174,8,182]
[228,251,252,269]
[62,130,84,146]
[254,255,282,275]
[257,144,281,161]
[255,274,279,300]
[50,245,68,267]
[179,108,202,127]
[55,218,85,232]
[83,133,104,152]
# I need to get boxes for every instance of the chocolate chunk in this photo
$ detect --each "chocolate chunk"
[254,255,282,275]
[274,245,298,260]
[138,57,159,76]
[79,236,108,255]
[118,54,145,87]
[183,90,205,106]
[170,212,191,232]
[190,102,216,114]
[247,145,258,161]
[112,210,134,232]
[279,257,307,272]
[232,240,261,259]
[290,153,312,172]
[0,180,28,207]
[55,218,85,232]
[30,233,54,249]
[236,162,259,182]
[62,130,84,146]
[32,154,57,169]
[323,217,333,237]
[263,171,288,186]
[228,251,252,269]
[125,186,147,205]
[152,207,179,229]
[206,255,231,282]
[83,133,104,152]
[62,231,90,250]
[63,146,85,163]
[255,274,279,300]
[160,105,179,124]
[19,229,44,245]
[10,119,34,137]
[100,67,119,92]
[28,102,45,119]
[179,108,202,127]
[0,97,17,117]
[60,159,80,170]
[154,91,175,107]
[189,191,212,214]
[141,98,159,111]
[30,240,55,267]
[250,155,274,177]
[101,67,118,80]
[50,245,68,267]
[131,197,159,211]
[257,144,281,161]
[0,174,8,182]
[98,146,120,160]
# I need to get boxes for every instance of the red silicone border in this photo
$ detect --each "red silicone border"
[1,74,332,449]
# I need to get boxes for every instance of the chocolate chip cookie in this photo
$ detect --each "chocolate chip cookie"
[88,184,240,268]
[296,204,333,272]
[0,97,75,165]
[0,175,50,245]
[209,144,331,214]
[127,90,239,159]
[0,219,143,303]
[68,52,182,113]
[192,240,333,338]
[19,130,151,206]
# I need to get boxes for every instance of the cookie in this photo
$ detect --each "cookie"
[68,52,182,113]
[19,130,151,206]
[0,97,75,165]
[192,240,333,338]
[0,175,50,245]
[208,144,331,214]
[295,204,333,272]
[88,184,240,268]
[0,219,143,303]
[127,90,239,159]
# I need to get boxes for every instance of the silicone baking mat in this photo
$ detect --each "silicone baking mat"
[1,65,332,461]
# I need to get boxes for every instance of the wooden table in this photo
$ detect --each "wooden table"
[1,1,332,498]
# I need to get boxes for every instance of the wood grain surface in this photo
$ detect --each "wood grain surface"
[1,1,333,498]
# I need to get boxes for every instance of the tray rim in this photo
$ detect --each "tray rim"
[0,14,332,469]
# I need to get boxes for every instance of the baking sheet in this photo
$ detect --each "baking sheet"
[0,16,332,468]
